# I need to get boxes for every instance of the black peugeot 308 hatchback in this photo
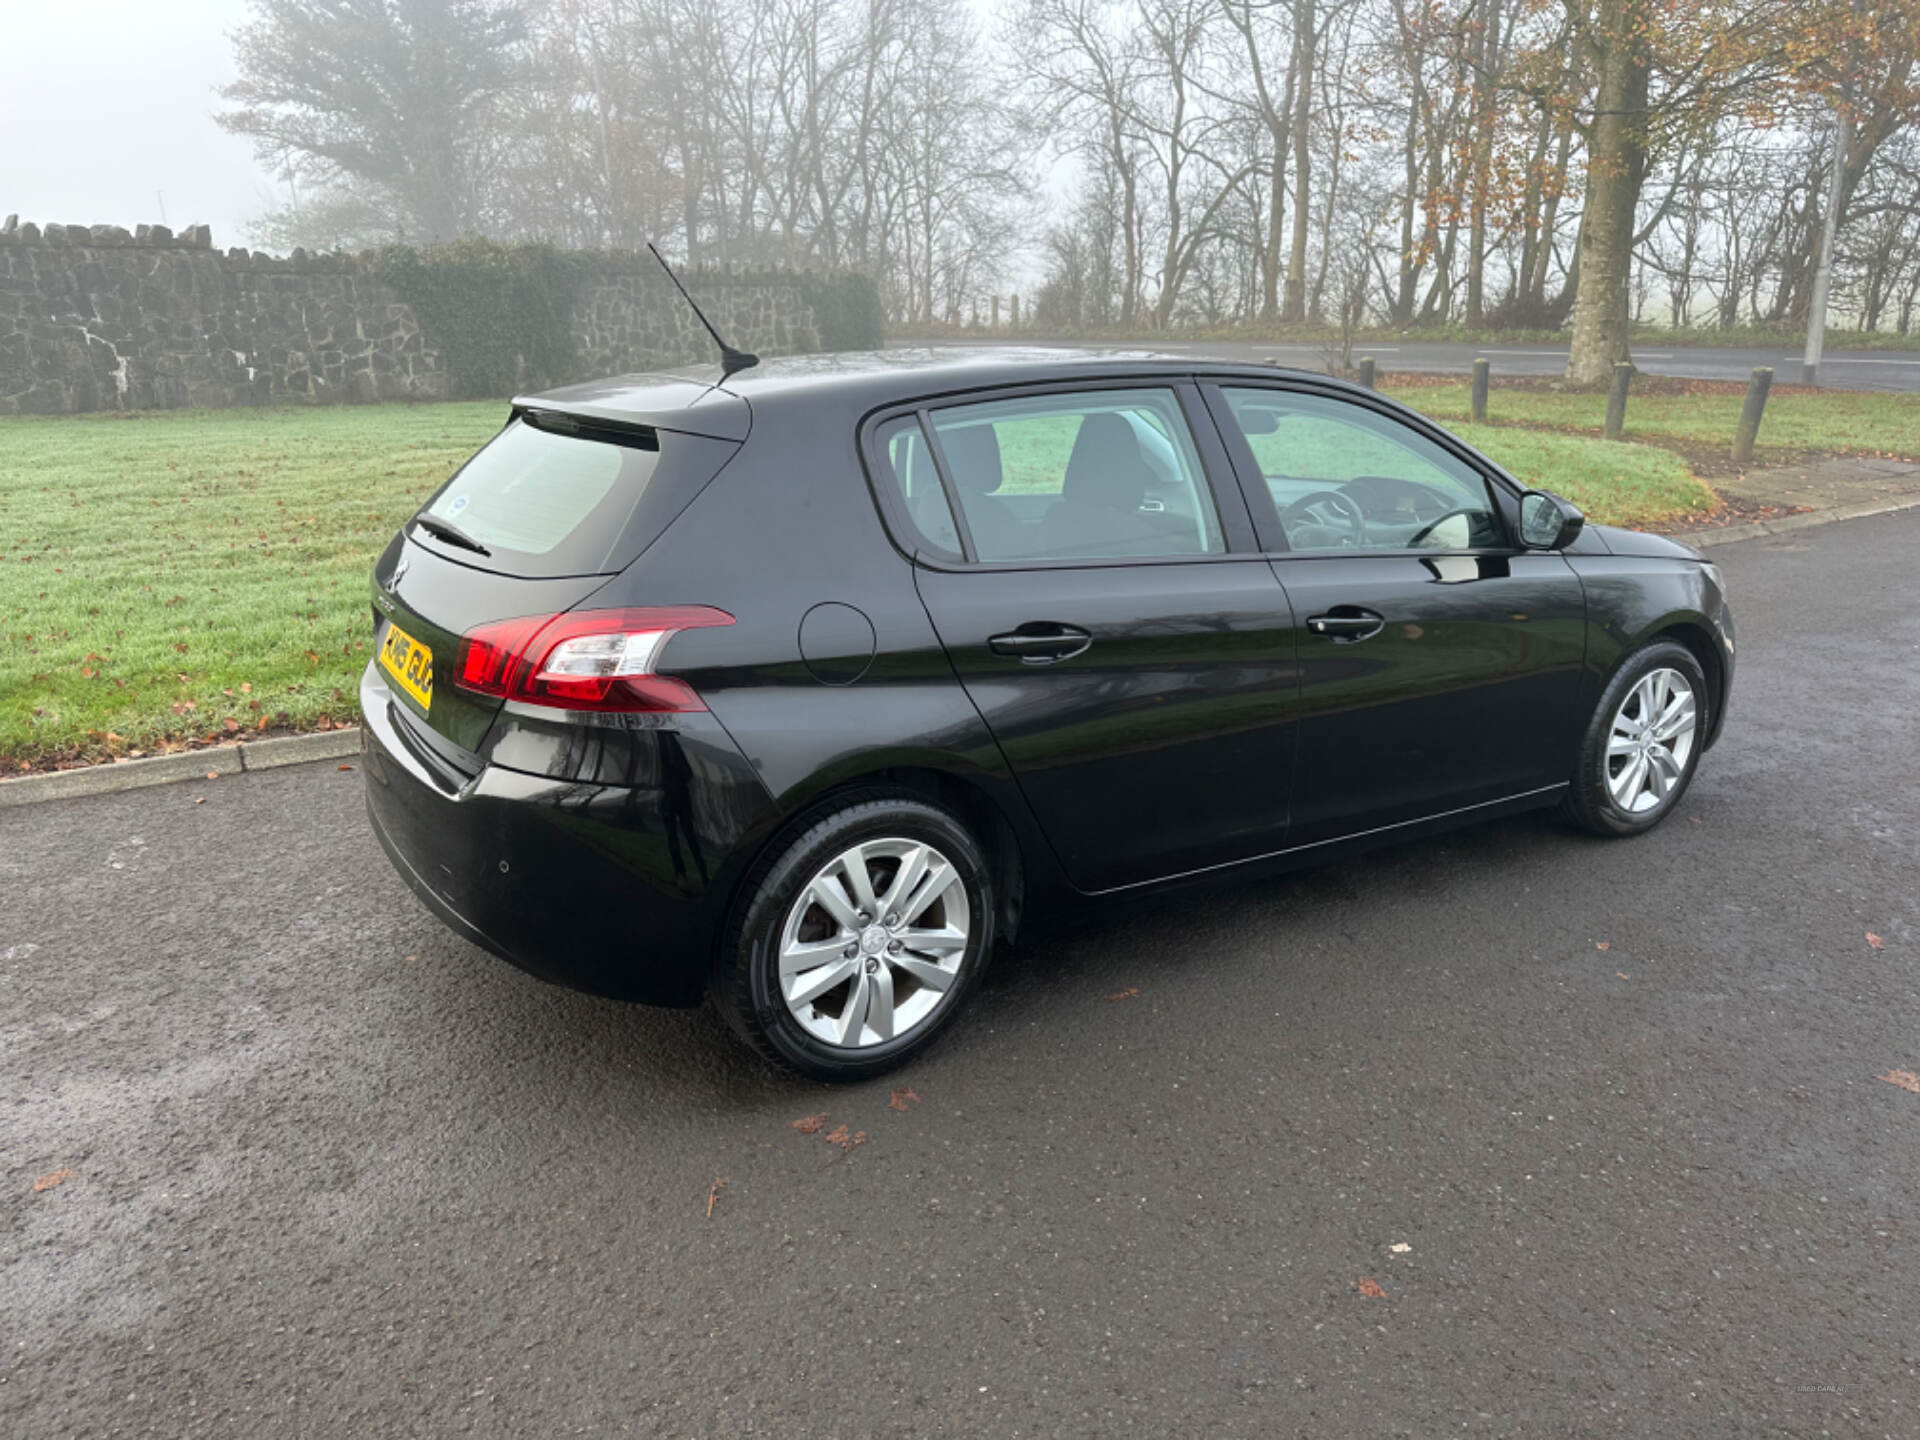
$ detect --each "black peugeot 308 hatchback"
[362,347,1734,1079]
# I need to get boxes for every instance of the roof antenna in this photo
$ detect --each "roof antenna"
[647,242,759,378]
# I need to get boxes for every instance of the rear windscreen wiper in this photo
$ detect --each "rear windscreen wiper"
[411,513,491,556]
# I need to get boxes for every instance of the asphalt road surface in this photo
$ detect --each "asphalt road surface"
[913,337,1920,392]
[6,512,1919,1438]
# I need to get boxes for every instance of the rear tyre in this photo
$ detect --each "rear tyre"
[1562,640,1708,837]
[718,794,994,1081]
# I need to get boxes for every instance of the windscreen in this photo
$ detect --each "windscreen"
[416,417,738,578]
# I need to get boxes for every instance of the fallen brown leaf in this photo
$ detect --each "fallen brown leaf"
[1356,1277,1388,1299]
[337,764,354,772]
[790,1112,828,1135]
[1595,941,1611,951]
[888,1088,922,1112]
[204,771,219,781]
[1878,1069,1920,1094]
[193,797,206,806]
[822,1124,868,1151]
[32,1167,75,1194]
[1866,932,1885,951]
[1104,987,1141,1002]
[706,1176,729,1218]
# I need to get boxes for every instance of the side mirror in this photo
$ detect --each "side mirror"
[1518,490,1585,550]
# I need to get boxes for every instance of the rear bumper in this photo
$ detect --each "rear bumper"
[359,663,770,1006]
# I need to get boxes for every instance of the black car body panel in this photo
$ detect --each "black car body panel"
[1272,551,1590,843]
[364,347,1735,1007]
[361,663,776,1005]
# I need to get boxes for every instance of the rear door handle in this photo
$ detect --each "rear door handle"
[988,623,1093,663]
[1305,608,1385,642]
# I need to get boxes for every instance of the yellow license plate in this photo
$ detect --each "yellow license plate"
[379,619,434,710]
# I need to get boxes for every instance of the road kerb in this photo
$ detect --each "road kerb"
[0,728,363,808]
[1681,492,1920,549]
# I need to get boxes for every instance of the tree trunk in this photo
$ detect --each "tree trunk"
[1393,94,1419,325]
[1464,0,1500,327]
[1280,0,1315,323]
[1565,0,1650,387]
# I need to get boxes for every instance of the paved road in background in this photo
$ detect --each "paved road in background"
[912,336,1920,392]
[6,512,1919,1437]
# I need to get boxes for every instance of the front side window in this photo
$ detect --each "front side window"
[924,388,1225,562]
[1219,388,1502,553]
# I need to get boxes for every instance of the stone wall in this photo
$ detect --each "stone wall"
[0,220,447,414]
[572,268,820,380]
[0,217,862,415]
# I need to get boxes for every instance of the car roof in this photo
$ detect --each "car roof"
[516,346,1340,441]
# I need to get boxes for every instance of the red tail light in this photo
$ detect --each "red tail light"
[454,606,734,712]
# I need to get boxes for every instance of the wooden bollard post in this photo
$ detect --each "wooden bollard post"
[1731,366,1773,465]
[1470,357,1489,423]
[1605,362,1633,441]
[1357,356,1375,389]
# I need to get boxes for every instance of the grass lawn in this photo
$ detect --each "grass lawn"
[0,395,1713,766]
[1387,380,1920,460]
[1440,425,1712,527]
[0,403,508,767]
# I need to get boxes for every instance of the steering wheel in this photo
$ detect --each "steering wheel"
[1279,489,1367,547]
[1406,507,1483,549]
[1343,474,1452,523]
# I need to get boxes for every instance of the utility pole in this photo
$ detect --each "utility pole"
[1801,103,1848,385]
[1803,20,1855,386]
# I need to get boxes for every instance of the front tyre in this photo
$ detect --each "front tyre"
[718,795,994,1080]
[1563,640,1709,837]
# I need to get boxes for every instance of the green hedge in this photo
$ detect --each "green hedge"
[376,239,585,399]
[376,239,886,396]
[802,269,886,352]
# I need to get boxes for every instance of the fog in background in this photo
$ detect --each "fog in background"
[5,0,1919,376]
[1,0,264,248]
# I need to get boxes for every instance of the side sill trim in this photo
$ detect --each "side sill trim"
[1085,783,1569,897]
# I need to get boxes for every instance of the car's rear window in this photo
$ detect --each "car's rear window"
[417,417,737,578]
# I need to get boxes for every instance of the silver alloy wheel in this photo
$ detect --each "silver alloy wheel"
[1606,666,1698,814]
[776,837,971,1050]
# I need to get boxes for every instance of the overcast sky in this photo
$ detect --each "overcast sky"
[2,0,272,247]
[1,0,1050,269]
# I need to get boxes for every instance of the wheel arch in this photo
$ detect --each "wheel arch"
[728,761,1039,957]
[1624,613,1726,745]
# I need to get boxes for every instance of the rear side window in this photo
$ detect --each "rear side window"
[418,417,738,577]
[873,415,962,559]
[925,388,1225,562]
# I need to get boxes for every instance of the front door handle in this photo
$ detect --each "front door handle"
[1305,608,1386,642]
[988,623,1093,663]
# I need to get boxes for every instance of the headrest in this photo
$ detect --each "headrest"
[1062,413,1149,510]
[942,425,1003,494]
